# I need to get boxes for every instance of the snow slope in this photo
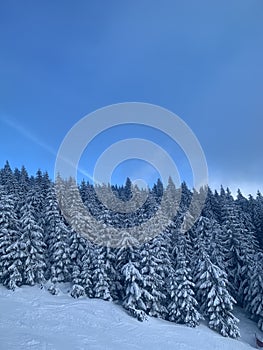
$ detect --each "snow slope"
[0,285,259,350]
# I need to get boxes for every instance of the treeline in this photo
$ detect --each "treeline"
[0,161,263,338]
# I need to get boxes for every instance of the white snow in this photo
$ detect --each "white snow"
[0,285,259,349]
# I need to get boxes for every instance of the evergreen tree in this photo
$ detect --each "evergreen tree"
[0,193,22,288]
[91,243,112,301]
[252,192,263,248]
[220,203,257,302]
[44,184,72,293]
[139,240,167,318]
[116,231,148,321]
[121,260,148,321]
[93,223,118,299]
[208,219,225,270]
[236,189,250,214]
[194,252,240,338]
[1,240,24,290]
[152,178,164,203]
[0,161,17,194]
[169,249,201,327]
[162,176,179,221]
[244,252,263,331]
[49,222,71,286]
[201,187,218,219]
[19,202,46,285]
[69,230,87,298]
[80,241,94,298]
[16,166,31,216]
[124,177,132,201]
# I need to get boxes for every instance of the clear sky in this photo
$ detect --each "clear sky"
[0,1,262,195]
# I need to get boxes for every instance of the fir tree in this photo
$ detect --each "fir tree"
[69,230,87,298]
[91,243,112,301]
[121,260,148,321]
[116,232,148,321]
[194,252,240,338]
[170,250,201,327]
[244,252,263,331]
[0,193,22,288]
[169,228,201,327]
[20,202,46,285]
[139,240,167,318]
[80,241,94,298]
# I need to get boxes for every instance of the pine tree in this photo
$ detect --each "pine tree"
[70,265,85,298]
[167,266,180,322]
[202,187,219,220]
[152,178,164,203]
[93,222,118,299]
[236,189,250,214]
[0,193,22,288]
[2,238,24,290]
[221,202,258,302]
[124,177,132,201]
[169,228,201,327]
[16,166,31,217]
[49,222,71,285]
[69,230,87,298]
[244,252,263,331]
[19,201,46,285]
[0,161,17,194]
[194,252,240,338]
[162,176,179,221]
[80,241,94,298]
[139,240,167,318]
[121,260,148,321]
[44,185,72,293]
[169,250,201,326]
[116,231,148,321]
[252,192,263,248]
[192,216,225,270]
[92,244,112,301]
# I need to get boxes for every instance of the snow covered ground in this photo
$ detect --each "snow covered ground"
[0,285,259,350]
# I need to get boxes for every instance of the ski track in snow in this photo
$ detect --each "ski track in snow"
[0,285,259,350]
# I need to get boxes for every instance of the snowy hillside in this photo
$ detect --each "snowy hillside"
[0,285,259,350]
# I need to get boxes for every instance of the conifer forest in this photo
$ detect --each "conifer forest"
[1,161,263,339]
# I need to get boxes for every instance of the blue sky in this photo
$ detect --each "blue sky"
[0,1,262,195]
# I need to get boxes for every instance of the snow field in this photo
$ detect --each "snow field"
[0,285,259,350]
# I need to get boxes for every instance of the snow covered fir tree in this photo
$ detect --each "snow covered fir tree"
[1,161,263,339]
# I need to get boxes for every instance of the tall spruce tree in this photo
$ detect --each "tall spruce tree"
[0,193,22,288]
[19,202,46,285]
[170,250,201,327]
[194,251,240,338]
[244,252,263,331]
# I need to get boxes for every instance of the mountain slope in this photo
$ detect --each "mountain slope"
[0,285,258,350]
